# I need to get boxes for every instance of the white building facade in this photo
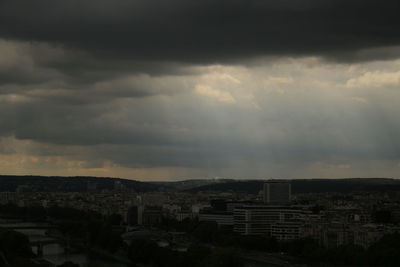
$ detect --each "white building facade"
[234,205,304,240]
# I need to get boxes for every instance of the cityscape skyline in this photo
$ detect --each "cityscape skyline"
[1,176,400,266]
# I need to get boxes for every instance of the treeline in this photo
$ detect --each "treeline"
[2,175,399,194]
[0,175,159,192]
[187,178,400,194]
[282,234,400,266]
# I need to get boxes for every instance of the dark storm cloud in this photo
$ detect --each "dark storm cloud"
[0,40,194,88]
[1,0,400,178]
[0,0,399,64]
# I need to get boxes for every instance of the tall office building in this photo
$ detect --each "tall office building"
[263,181,291,204]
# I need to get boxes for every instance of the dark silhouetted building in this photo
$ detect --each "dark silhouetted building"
[263,181,291,204]
[127,205,143,225]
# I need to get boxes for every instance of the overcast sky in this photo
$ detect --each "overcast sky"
[0,0,399,180]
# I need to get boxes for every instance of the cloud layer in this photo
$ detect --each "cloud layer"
[1,0,400,65]
[0,1,399,179]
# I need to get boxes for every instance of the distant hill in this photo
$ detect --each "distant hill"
[0,175,159,192]
[1,175,399,194]
[150,178,234,191]
[186,178,400,194]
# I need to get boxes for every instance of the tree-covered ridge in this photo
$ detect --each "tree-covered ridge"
[187,178,400,194]
[0,175,160,192]
[1,175,400,194]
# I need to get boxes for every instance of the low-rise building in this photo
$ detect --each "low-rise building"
[199,211,234,227]
[234,205,305,240]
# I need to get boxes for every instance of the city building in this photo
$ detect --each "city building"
[263,181,291,204]
[234,205,304,240]
[127,205,143,225]
[176,210,193,221]
[199,211,234,227]
[0,192,17,204]
[142,206,163,226]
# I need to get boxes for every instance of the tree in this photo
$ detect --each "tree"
[192,221,219,242]
[0,227,33,258]
[367,233,400,265]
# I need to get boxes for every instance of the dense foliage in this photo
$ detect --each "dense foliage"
[0,204,124,253]
[281,233,400,266]
[0,227,36,267]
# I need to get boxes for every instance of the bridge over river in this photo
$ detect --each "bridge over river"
[30,237,65,256]
[0,222,64,256]
[0,220,128,266]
